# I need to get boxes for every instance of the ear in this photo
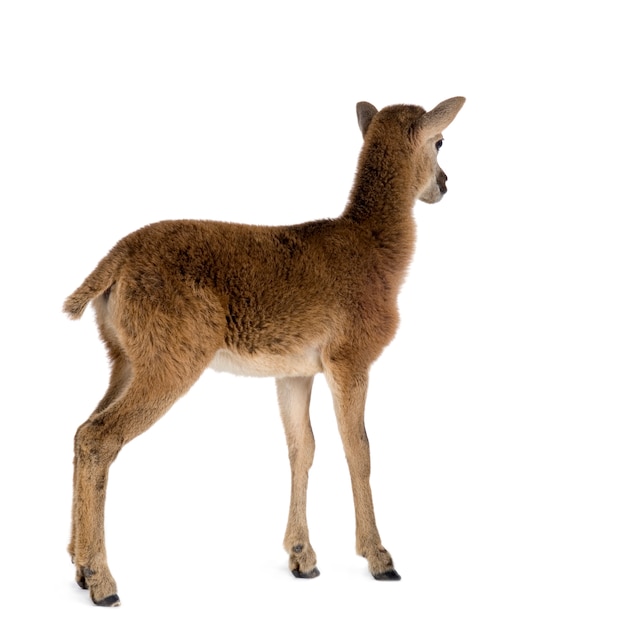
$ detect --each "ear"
[356,102,378,138]
[418,96,466,138]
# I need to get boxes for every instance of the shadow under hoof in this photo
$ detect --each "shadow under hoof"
[373,569,401,581]
[93,593,121,607]
[292,566,321,579]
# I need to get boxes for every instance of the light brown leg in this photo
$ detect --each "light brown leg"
[70,365,204,605]
[325,365,400,580]
[68,333,131,585]
[276,376,319,578]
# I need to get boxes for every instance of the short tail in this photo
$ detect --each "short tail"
[63,248,125,320]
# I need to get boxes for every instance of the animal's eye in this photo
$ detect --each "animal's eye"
[435,139,443,151]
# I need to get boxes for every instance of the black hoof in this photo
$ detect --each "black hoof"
[373,569,401,581]
[292,566,320,579]
[93,594,121,607]
[76,576,88,590]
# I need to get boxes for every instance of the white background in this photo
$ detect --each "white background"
[1,1,624,624]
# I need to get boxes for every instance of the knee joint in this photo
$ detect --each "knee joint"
[75,422,122,464]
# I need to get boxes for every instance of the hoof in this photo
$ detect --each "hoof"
[76,576,88,590]
[373,569,401,581]
[93,593,121,607]
[292,566,320,579]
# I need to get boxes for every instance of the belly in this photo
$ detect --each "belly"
[209,347,323,378]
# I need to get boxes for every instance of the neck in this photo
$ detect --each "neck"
[341,134,417,266]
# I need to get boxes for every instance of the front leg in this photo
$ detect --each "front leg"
[276,376,320,578]
[324,365,400,580]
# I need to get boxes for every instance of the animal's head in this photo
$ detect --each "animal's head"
[356,97,465,204]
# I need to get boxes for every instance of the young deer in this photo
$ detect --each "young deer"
[64,97,465,606]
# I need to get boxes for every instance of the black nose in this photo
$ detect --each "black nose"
[437,171,448,194]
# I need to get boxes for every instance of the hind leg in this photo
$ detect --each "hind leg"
[68,282,227,604]
[68,326,131,582]
[70,354,210,605]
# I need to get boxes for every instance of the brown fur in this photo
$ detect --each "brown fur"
[64,97,465,605]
